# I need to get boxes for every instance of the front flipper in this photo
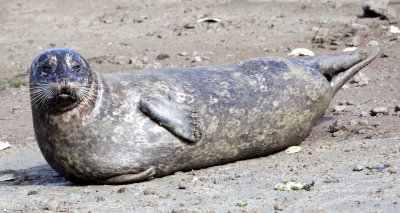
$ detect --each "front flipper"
[138,94,203,143]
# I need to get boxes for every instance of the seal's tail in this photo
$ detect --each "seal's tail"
[303,48,380,95]
[327,48,380,95]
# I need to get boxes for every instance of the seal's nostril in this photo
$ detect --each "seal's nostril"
[58,79,73,95]
[61,79,69,89]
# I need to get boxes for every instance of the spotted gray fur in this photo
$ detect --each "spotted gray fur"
[29,48,380,184]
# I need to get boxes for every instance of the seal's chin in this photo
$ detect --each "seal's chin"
[51,93,79,111]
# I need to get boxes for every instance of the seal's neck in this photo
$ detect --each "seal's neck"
[63,70,99,116]
[88,71,107,117]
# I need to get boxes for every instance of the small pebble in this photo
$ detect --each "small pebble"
[178,182,186,189]
[357,128,367,134]
[332,131,345,137]
[359,111,368,117]
[380,52,389,58]
[359,120,369,126]
[192,56,202,63]
[395,104,400,112]
[348,120,357,126]
[178,51,188,56]
[388,167,398,174]
[156,54,170,60]
[312,28,329,44]
[330,40,340,45]
[28,190,39,195]
[353,165,364,171]
[372,122,380,127]
[117,187,127,193]
[362,1,391,19]
[333,105,347,114]
[367,40,379,47]
[346,100,355,105]
[323,176,339,183]
[274,205,283,211]
[329,119,346,133]
[377,130,387,135]
[102,19,113,24]
[350,72,370,86]
[346,36,360,47]
[183,23,195,29]
[370,107,389,116]
[143,187,156,195]
[43,198,59,211]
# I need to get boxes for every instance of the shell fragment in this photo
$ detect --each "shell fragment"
[288,48,315,57]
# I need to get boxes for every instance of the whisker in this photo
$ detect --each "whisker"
[84,92,99,104]
[31,97,43,107]
[29,90,47,95]
[30,89,47,106]
[79,87,112,105]
[31,95,46,108]
[29,83,56,108]
[29,81,112,110]
[80,90,96,104]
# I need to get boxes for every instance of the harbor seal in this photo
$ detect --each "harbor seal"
[29,48,379,184]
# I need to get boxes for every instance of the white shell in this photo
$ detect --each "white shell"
[288,48,315,57]
[275,181,307,191]
[390,25,400,33]
[285,146,302,154]
[0,141,11,151]
[343,47,357,52]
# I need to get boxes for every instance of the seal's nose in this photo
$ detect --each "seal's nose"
[59,79,72,94]
[61,79,68,89]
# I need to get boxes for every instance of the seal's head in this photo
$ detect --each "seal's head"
[29,48,95,112]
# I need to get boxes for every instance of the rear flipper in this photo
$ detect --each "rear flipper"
[329,48,380,94]
[299,48,380,94]
[312,49,370,79]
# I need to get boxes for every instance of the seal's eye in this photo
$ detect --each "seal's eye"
[42,65,52,73]
[72,64,81,72]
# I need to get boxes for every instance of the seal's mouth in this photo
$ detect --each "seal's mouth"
[51,92,79,111]
[56,93,76,100]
